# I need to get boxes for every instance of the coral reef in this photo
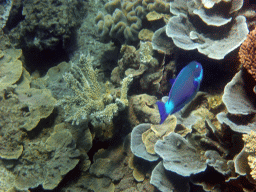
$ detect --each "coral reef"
[0,50,56,162]
[0,48,22,91]
[128,90,256,191]
[152,0,249,59]
[217,70,256,134]
[30,61,71,99]
[0,48,83,190]
[95,0,147,43]
[0,0,13,29]
[239,28,256,81]
[95,0,172,43]
[14,123,80,190]
[243,131,256,180]
[111,43,174,95]
[10,0,84,50]
[152,26,176,54]
[222,70,256,115]
[130,108,235,191]
[58,53,132,129]
[2,0,256,191]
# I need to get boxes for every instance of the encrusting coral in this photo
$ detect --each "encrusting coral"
[239,28,256,81]
[58,53,133,126]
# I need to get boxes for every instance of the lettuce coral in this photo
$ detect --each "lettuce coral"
[153,0,249,59]
[217,70,256,134]
[14,123,80,190]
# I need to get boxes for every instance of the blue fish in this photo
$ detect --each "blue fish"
[157,61,203,124]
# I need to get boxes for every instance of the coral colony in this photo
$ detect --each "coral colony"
[1,0,256,191]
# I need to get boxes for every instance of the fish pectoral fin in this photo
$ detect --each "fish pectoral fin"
[193,79,199,88]
[156,101,169,124]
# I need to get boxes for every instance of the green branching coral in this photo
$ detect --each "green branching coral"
[58,54,133,126]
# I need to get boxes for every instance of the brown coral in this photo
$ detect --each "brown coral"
[239,28,256,80]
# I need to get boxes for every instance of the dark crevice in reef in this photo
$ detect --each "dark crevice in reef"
[87,109,132,162]
[21,42,70,76]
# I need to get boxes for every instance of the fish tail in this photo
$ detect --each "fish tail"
[156,101,169,124]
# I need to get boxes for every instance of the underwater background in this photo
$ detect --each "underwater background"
[0,0,256,191]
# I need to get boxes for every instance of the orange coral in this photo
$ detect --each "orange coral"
[239,28,256,80]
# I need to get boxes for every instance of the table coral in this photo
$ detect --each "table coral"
[239,28,256,81]
[153,0,249,59]
[58,53,133,127]
[131,120,233,191]
[217,70,256,134]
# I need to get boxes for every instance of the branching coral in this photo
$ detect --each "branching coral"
[58,53,133,126]
[239,28,256,81]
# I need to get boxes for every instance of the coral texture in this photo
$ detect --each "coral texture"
[14,123,80,190]
[239,28,256,81]
[0,0,13,29]
[111,43,172,95]
[58,53,133,126]
[0,49,23,91]
[0,49,56,160]
[95,0,147,43]
[217,70,256,134]
[95,0,172,43]
[10,0,84,50]
[152,0,249,59]
[129,91,246,191]
[243,131,256,180]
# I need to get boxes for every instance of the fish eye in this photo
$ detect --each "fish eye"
[196,64,199,68]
